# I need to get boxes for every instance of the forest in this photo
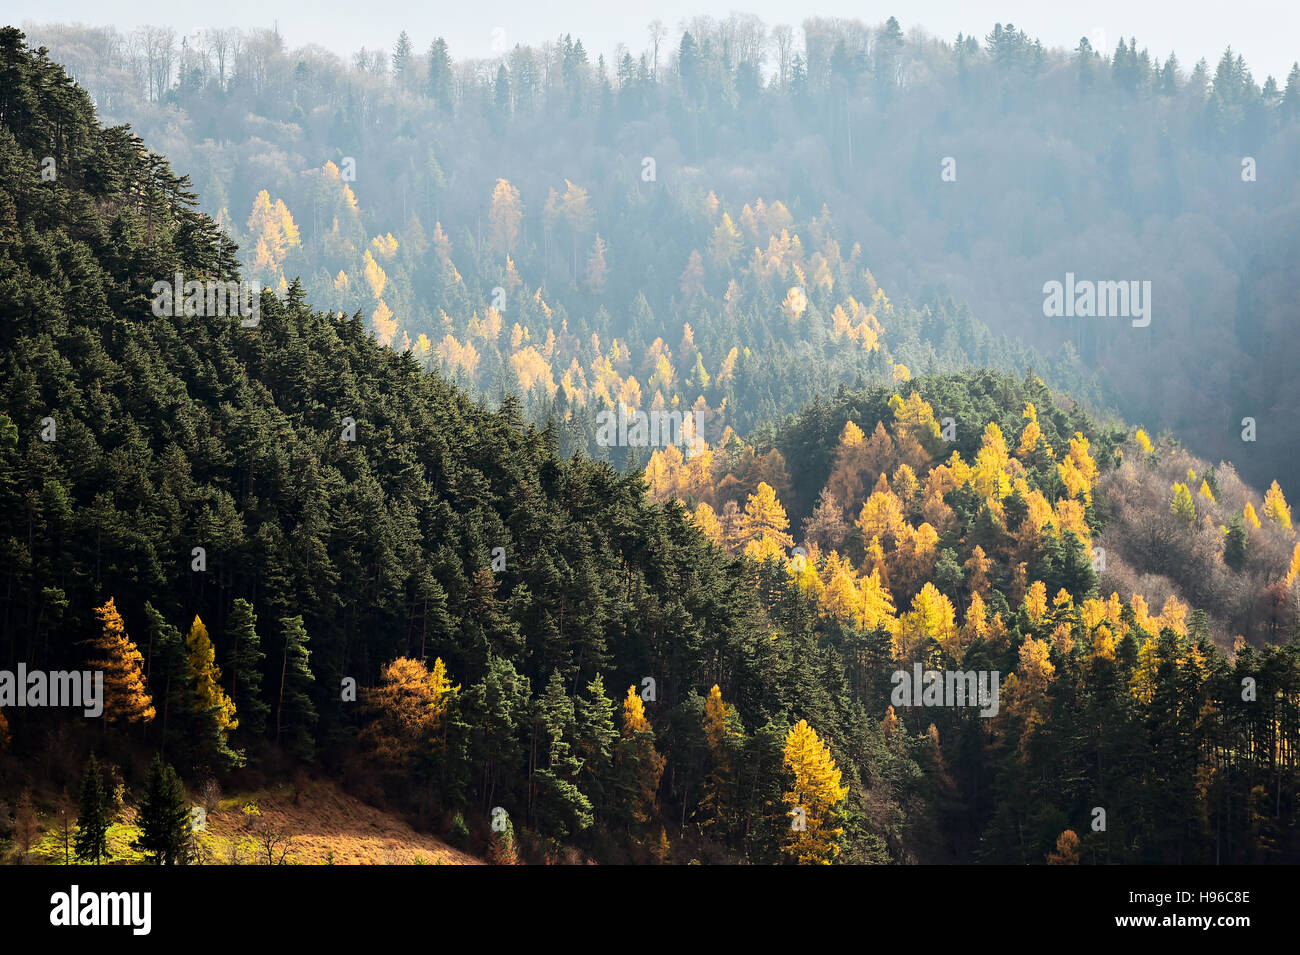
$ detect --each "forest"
[0,19,1298,866]
[22,13,1300,493]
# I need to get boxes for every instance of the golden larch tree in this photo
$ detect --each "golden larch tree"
[186,615,238,735]
[88,598,154,724]
[782,719,849,864]
[738,482,795,561]
[1263,480,1292,530]
[488,178,524,253]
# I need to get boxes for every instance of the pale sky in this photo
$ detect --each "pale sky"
[19,0,1300,81]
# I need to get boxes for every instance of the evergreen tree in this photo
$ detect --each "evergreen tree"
[133,756,193,864]
[276,616,318,762]
[74,754,110,864]
[227,598,270,745]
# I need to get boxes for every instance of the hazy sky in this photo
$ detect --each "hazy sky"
[23,0,1300,81]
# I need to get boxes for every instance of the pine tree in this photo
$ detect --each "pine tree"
[531,672,594,839]
[227,598,270,744]
[143,602,186,757]
[574,673,618,815]
[133,756,193,864]
[1224,515,1248,572]
[276,616,318,762]
[427,38,454,111]
[74,754,110,864]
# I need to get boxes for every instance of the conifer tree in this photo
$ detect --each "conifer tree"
[88,598,155,725]
[185,615,243,770]
[74,754,110,864]
[1171,482,1197,525]
[133,756,193,864]
[782,719,849,864]
[1263,480,1292,530]
[574,673,618,815]
[531,672,594,839]
[615,685,665,829]
[143,602,186,757]
[227,598,270,745]
[276,616,318,762]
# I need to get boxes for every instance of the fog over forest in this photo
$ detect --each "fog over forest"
[24,15,1300,496]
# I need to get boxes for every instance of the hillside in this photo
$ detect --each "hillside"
[20,779,481,865]
[23,16,1300,496]
[1,26,1298,867]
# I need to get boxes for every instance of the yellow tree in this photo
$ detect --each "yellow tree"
[699,685,740,832]
[964,545,992,597]
[857,485,906,549]
[738,482,795,561]
[1170,482,1197,525]
[708,212,742,267]
[782,719,849,864]
[1024,580,1049,626]
[88,598,154,724]
[679,250,705,298]
[619,686,666,825]
[825,420,868,517]
[821,554,861,621]
[855,569,897,633]
[1016,402,1048,458]
[1047,829,1081,864]
[363,656,458,769]
[973,422,1012,501]
[186,615,239,736]
[488,178,524,253]
[691,501,726,546]
[1263,480,1292,530]
[1057,433,1098,503]
[896,582,957,659]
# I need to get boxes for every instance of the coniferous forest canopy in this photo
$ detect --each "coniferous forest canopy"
[0,8,1298,874]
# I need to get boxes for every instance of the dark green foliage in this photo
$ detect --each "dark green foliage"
[276,615,317,763]
[74,754,109,864]
[132,755,193,864]
[2,30,1297,865]
[227,598,270,745]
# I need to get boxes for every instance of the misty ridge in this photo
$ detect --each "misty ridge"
[22,14,1300,498]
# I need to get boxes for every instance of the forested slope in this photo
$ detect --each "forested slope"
[24,15,1300,494]
[1,28,1298,866]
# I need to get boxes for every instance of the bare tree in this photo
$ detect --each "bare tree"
[13,792,39,863]
[207,28,231,88]
[648,20,666,81]
[256,823,294,865]
[773,25,794,87]
[53,794,75,865]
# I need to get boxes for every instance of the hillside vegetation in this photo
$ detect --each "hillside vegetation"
[0,27,1298,866]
